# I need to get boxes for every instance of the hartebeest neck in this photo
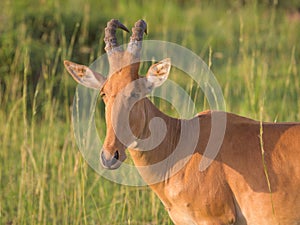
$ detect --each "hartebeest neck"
[128,98,202,184]
[128,98,180,160]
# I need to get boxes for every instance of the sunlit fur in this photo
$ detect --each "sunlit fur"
[64,19,300,225]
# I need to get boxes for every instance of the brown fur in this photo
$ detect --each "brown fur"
[64,19,300,225]
[129,100,300,225]
[65,58,300,224]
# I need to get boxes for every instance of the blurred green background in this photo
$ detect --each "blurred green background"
[1,0,299,224]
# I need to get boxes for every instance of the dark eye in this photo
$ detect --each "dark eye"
[100,92,106,98]
[130,92,139,98]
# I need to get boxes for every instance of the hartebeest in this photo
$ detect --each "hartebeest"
[64,19,300,225]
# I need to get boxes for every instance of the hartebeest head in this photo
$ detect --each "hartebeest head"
[64,19,171,169]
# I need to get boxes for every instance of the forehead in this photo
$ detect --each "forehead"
[102,67,138,94]
[102,73,149,99]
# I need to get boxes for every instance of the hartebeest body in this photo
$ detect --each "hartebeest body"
[64,19,300,225]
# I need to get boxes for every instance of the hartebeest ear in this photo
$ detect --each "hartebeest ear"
[64,60,106,90]
[146,58,171,88]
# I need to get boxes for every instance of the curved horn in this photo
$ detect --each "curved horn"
[104,19,129,53]
[127,19,147,57]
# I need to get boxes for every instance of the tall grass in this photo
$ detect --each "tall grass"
[0,0,299,224]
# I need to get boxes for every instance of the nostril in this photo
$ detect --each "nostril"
[114,151,119,160]
[100,149,123,170]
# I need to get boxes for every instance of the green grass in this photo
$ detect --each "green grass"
[0,0,299,224]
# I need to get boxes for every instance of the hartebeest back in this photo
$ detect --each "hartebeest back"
[64,19,300,225]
